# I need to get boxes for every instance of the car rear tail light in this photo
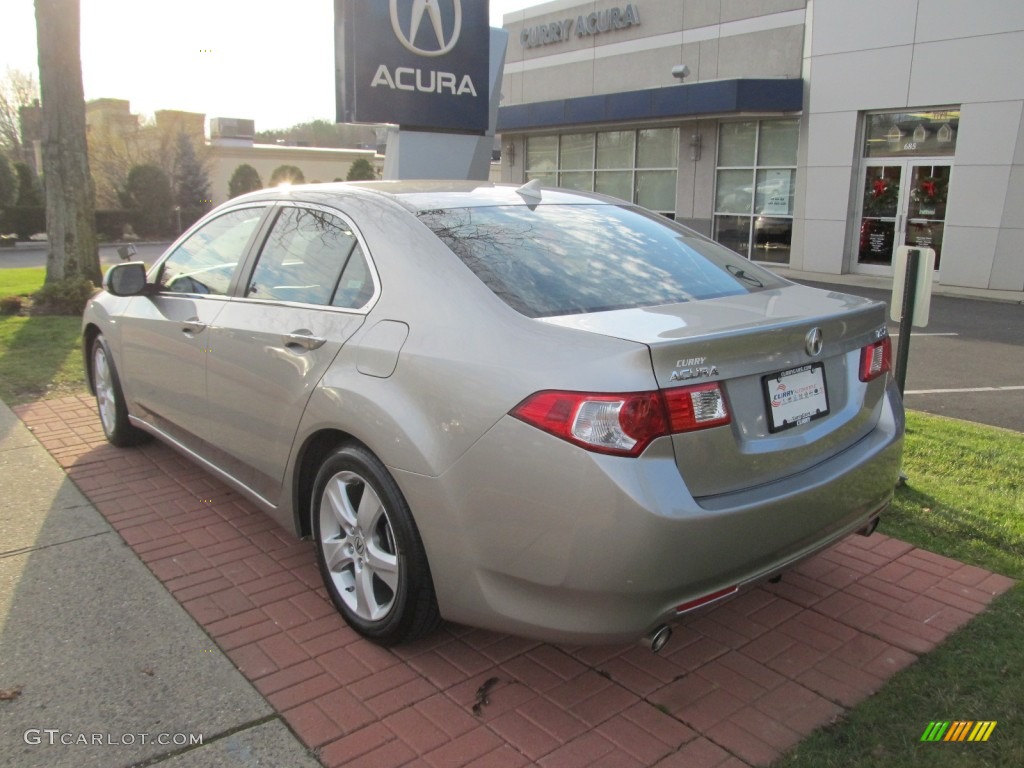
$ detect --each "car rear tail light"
[859,337,892,382]
[511,384,730,457]
[664,383,730,432]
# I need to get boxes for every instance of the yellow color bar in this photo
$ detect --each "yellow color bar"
[968,722,997,742]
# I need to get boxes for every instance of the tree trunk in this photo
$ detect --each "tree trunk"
[34,0,100,285]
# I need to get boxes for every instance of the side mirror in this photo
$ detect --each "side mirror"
[103,262,149,297]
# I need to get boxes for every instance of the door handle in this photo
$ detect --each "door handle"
[182,318,207,334]
[282,331,326,350]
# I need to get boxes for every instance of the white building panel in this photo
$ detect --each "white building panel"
[944,165,1012,229]
[941,226,999,288]
[908,33,1024,106]
[954,102,1024,167]
[914,0,1024,44]
[809,0,917,56]
[805,111,858,168]
[991,228,1024,290]
[808,46,913,114]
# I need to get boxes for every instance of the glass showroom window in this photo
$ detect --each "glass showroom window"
[635,128,678,216]
[526,135,557,185]
[713,119,798,264]
[558,133,595,191]
[526,128,678,216]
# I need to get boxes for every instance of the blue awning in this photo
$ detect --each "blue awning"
[497,78,803,132]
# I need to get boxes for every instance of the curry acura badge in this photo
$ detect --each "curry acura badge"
[805,327,823,357]
[670,356,719,382]
[391,0,462,57]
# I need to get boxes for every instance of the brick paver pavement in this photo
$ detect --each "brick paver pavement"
[15,395,1015,767]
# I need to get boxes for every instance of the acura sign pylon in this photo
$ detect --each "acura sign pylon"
[335,0,507,180]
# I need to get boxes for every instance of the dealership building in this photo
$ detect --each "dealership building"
[497,0,1024,295]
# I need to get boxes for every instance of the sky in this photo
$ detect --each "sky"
[4,0,546,132]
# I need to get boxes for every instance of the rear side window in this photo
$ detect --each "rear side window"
[331,244,375,309]
[246,207,374,308]
[417,204,785,318]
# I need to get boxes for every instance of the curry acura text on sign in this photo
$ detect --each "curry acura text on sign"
[520,2,641,49]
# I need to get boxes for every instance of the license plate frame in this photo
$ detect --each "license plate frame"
[763,363,830,433]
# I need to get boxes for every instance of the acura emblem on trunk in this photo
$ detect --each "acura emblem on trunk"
[805,328,823,357]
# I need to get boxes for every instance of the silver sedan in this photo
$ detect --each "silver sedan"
[83,181,903,649]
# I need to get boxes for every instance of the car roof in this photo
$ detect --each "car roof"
[229,180,626,213]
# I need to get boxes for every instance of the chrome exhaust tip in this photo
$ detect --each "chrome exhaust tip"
[640,624,672,654]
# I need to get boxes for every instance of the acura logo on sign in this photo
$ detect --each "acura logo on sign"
[391,0,462,57]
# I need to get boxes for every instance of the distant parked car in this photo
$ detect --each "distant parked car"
[83,181,903,649]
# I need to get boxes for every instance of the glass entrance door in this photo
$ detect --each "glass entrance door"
[856,161,950,272]
[904,163,950,267]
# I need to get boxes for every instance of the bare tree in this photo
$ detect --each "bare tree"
[87,108,208,210]
[34,0,100,284]
[0,68,38,158]
[87,114,146,209]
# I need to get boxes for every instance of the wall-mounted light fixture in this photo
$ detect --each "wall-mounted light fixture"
[689,133,702,162]
[671,64,690,81]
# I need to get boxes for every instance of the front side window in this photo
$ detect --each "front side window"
[418,204,784,318]
[246,207,371,307]
[159,207,265,295]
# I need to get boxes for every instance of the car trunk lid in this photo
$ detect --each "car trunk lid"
[541,284,892,497]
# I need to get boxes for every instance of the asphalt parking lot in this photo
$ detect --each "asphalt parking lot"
[800,281,1024,433]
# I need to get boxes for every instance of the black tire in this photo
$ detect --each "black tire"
[312,444,440,645]
[91,335,149,447]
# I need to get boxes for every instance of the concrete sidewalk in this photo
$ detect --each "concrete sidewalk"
[0,400,320,768]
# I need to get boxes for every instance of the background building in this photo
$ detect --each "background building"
[497,0,1024,294]
[83,100,383,211]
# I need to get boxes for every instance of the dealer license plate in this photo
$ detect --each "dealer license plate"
[763,363,830,433]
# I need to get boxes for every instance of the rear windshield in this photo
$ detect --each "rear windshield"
[417,204,786,318]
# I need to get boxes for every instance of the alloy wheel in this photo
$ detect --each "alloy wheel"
[318,470,400,621]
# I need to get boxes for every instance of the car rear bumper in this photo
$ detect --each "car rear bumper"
[394,382,905,645]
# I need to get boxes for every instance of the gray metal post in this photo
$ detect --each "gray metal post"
[894,248,920,397]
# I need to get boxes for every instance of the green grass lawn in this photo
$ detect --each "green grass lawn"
[0,267,51,298]
[0,267,86,404]
[2,265,1021,765]
[0,313,84,404]
[775,413,1023,767]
